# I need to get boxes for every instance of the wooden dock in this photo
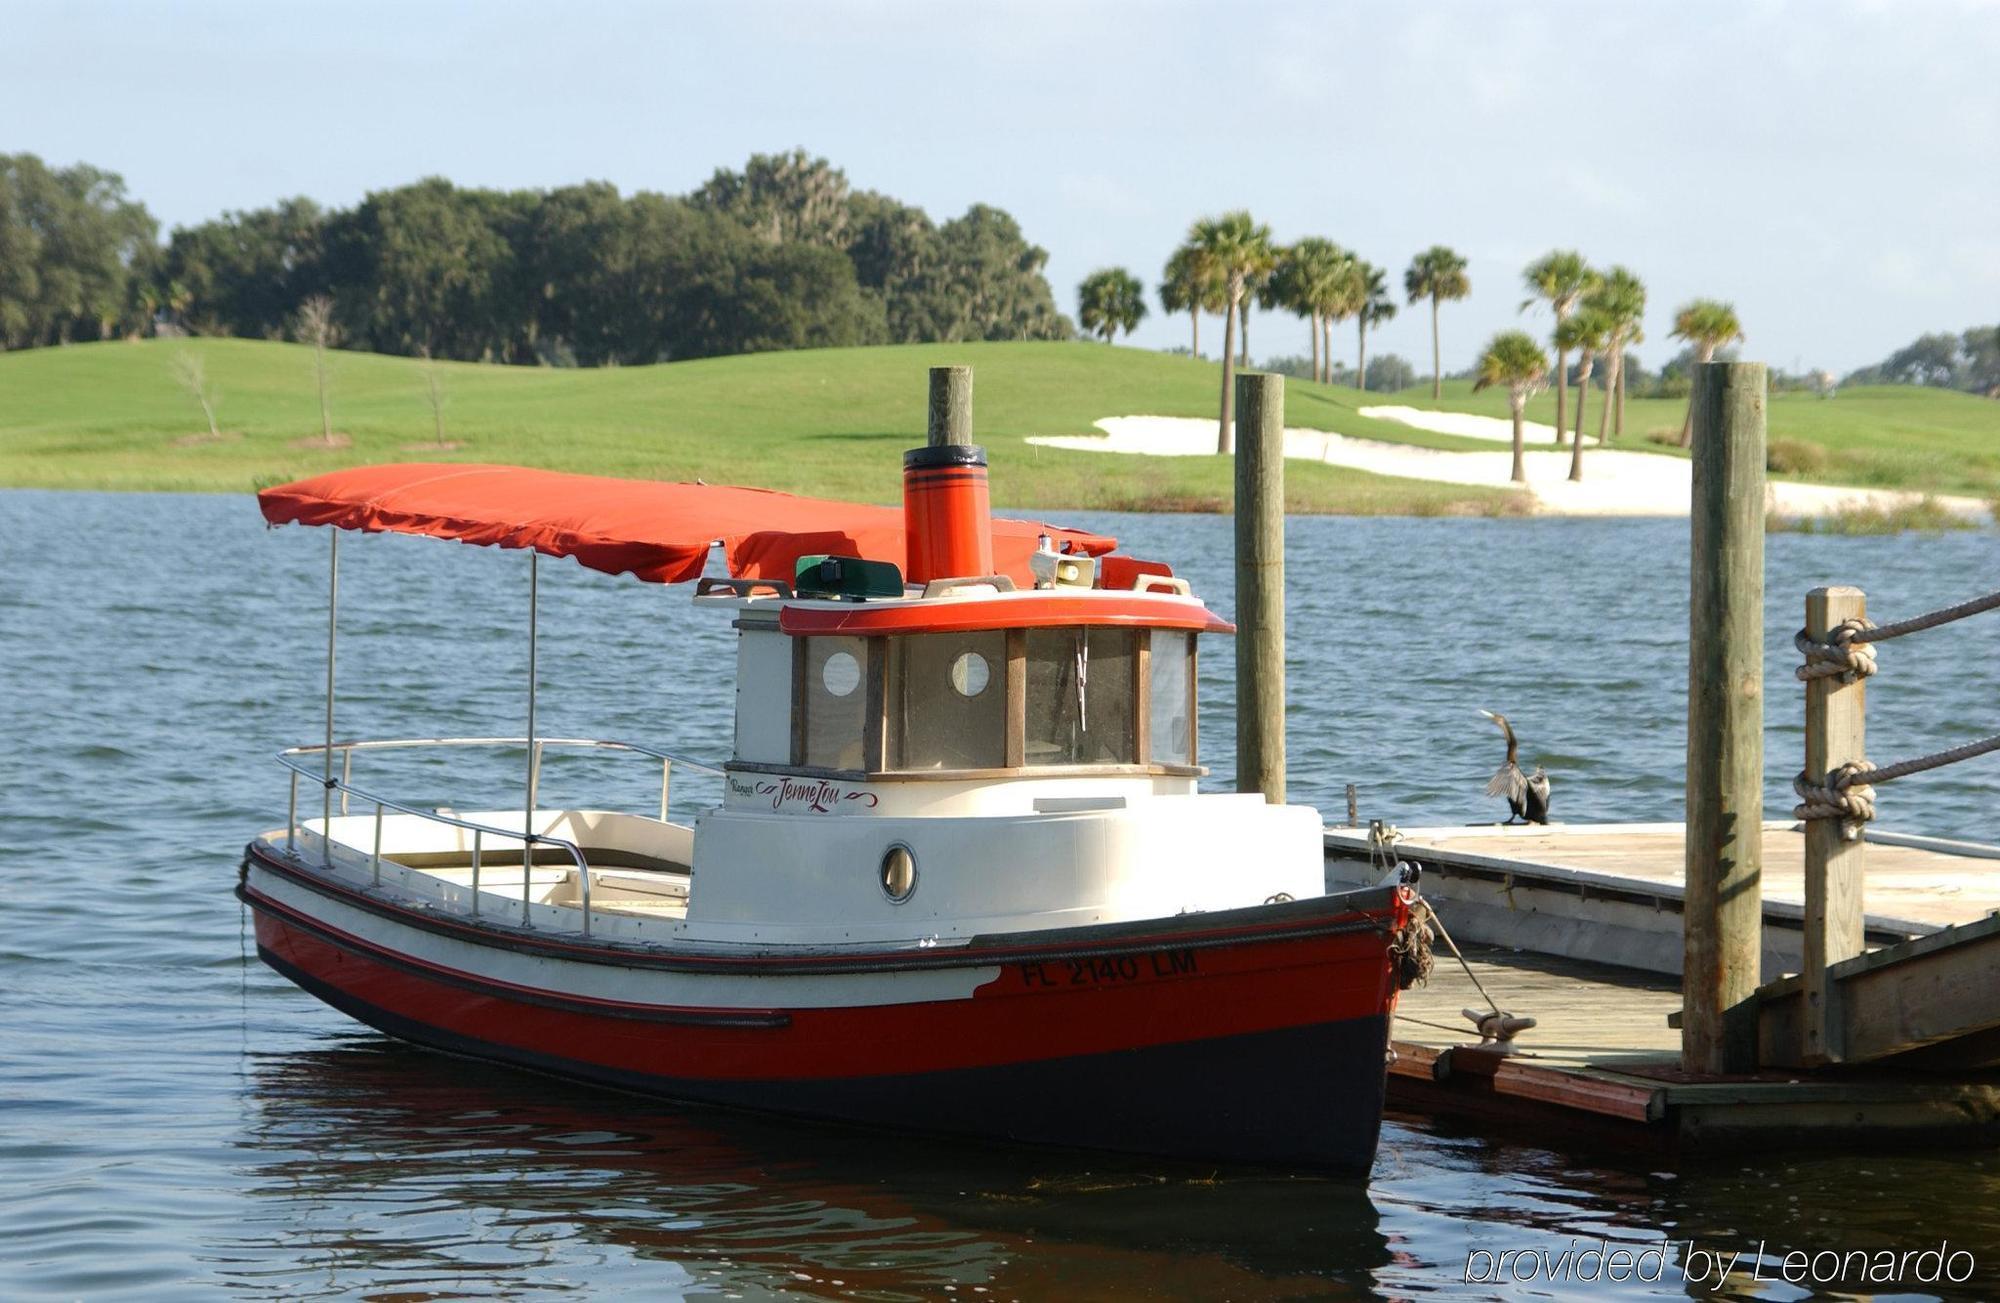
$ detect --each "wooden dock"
[1324,820,2000,1146]
[1389,944,2000,1148]
[1324,375,2000,1151]
[1326,821,2000,979]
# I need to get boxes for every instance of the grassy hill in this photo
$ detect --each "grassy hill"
[1407,377,2000,497]
[3,338,1995,510]
[0,338,1517,515]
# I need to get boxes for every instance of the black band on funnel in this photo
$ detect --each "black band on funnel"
[904,444,988,470]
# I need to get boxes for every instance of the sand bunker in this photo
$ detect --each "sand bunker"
[1027,416,1989,520]
[1357,404,1582,446]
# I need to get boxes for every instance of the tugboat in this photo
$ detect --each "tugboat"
[240,436,1426,1174]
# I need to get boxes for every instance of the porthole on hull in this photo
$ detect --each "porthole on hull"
[880,844,917,902]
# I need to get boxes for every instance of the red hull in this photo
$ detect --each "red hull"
[242,845,1413,1172]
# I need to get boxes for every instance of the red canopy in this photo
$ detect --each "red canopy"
[257,463,1117,587]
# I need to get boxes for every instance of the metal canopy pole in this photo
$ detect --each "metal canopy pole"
[322,530,339,866]
[522,549,539,922]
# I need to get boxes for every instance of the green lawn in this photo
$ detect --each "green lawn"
[0,338,1516,515]
[1405,377,2000,498]
[3,338,1995,510]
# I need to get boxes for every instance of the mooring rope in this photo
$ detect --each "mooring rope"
[1865,732,2000,786]
[1852,587,2000,644]
[1791,761,1878,841]
[1416,898,1501,1016]
[1794,734,2000,839]
[1398,1014,1484,1037]
[1794,588,2000,680]
[1790,586,2000,837]
[1794,619,1878,683]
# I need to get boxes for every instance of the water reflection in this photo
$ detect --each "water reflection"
[1379,1110,2000,1301]
[227,1040,1391,1299]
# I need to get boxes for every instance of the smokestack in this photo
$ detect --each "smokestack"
[902,443,993,584]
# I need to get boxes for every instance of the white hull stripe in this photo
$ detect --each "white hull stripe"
[246,865,995,1010]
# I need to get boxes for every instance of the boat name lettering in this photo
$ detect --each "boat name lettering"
[752,778,880,814]
[1018,950,1197,987]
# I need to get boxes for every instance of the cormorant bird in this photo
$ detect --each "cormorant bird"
[1479,709,1550,824]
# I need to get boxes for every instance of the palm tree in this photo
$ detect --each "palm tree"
[1243,264,1278,366]
[1672,299,1746,446]
[1556,308,1612,482]
[1321,253,1366,384]
[1584,267,1646,444]
[1077,268,1148,344]
[1267,244,1312,379]
[1473,331,1551,484]
[1189,211,1277,454]
[1272,238,1351,382]
[1404,246,1470,400]
[1520,251,1595,445]
[1618,322,1645,437]
[1159,245,1224,358]
[1354,263,1396,390]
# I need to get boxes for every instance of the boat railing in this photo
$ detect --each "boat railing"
[274,736,723,937]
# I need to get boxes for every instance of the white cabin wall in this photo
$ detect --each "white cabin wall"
[734,629,793,764]
[683,794,1324,943]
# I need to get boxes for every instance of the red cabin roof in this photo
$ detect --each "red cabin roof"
[256,463,1117,587]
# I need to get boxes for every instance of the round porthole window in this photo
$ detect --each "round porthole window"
[949,650,990,697]
[821,650,861,697]
[880,844,917,902]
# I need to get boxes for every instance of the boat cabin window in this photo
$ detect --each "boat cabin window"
[801,635,868,770]
[779,626,1196,776]
[1025,627,1136,765]
[887,631,1008,770]
[1148,632,1194,766]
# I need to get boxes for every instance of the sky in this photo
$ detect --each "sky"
[8,0,1998,374]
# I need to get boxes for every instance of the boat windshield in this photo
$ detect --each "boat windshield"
[775,628,1200,777]
[887,632,1008,770]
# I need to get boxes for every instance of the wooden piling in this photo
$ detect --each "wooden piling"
[1802,586,1868,1064]
[1234,372,1285,804]
[927,366,973,447]
[1683,361,1767,1075]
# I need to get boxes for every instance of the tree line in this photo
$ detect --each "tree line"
[1076,213,1409,454]
[1845,327,2000,396]
[1076,224,1761,473]
[0,150,1073,362]
[1466,258,1741,486]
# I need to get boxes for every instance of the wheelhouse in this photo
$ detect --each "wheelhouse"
[716,582,1221,783]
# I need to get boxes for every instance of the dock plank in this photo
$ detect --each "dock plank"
[1369,822,2000,930]
[1394,944,1680,1071]
[1389,944,2000,1144]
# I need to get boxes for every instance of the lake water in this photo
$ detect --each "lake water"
[3,489,1998,1300]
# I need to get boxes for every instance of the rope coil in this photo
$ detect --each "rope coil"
[1794,618,1878,683]
[1792,761,1877,841]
